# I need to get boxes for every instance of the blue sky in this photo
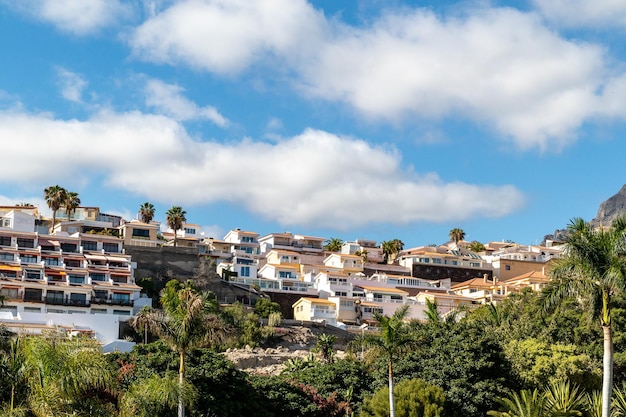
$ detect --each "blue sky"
[1,0,625,247]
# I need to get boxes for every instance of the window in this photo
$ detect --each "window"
[184,228,196,234]
[236,258,253,265]
[0,253,14,261]
[24,288,42,302]
[44,258,59,266]
[505,265,511,271]
[335,291,348,297]
[21,255,37,263]
[68,275,85,284]
[24,307,41,313]
[91,309,107,314]
[61,243,78,252]
[1,218,11,228]
[131,229,150,239]
[90,273,106,282]
[432,258,442,264]
[0,306,17,314]
[241,236,256,243]
[113,310,131,316]
[373,293,383,300]
[240,266,250,277]
[16,238,34,248]
[0,271,17,278]
[70,293,87,306]
[112,275,127,283]
[24,269,42,280]
[340,300,354,308]
[390,295,403,301]
[82,241,97,251]
[0,236,11,246]
[470,262,481,267]
[46,308,64,314]
[279,271,294,279]
[65,259,82,268]
[0,288,18,299]
[103,243,119,253]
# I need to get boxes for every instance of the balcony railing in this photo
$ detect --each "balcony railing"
[23,294,45,303]
[91,296,133,307]
[45,296,90,307]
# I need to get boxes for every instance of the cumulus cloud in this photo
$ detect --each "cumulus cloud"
[129,0,326,74]
[5,0,131,35]
[533,0,626,28]
[0,109,525,229]
[144,78,228,126]
[56,67,88,103]
[127,1,623,150]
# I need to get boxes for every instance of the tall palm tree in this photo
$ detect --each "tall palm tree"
[129,306,156,344]
[166,206,186,248]
[323,237,343,252]
[43,185,67,232]
[543,217,626,417]
[150,281,222,417]
[64,191,80,221]
[488,388,547,417]
[139,202,155,224]
[449,228,466,245]
[365,304,412,417]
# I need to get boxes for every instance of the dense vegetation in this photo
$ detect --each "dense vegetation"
[2,286,626,417]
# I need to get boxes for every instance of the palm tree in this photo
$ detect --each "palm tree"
[43,185,67,232]
[365,304,412,417]
[468,240,486,253]
[543,217,626,417]
[139,202,155,224]
[449,228,466,245]
[166,206,187,247]
[323,237,343,252]
[381,239,404,264]
[150,281,222,417]
[64,191,80,221]
[129,306,156,344]
[488,389,547,417]
[355,249,369,263]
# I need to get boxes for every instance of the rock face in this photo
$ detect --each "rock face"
[591,184,626,227]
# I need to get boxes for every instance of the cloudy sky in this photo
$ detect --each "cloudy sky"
[1,0,624,247]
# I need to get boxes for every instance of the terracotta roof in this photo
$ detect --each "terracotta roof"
[355,284,408,295]
[451,278,495,289]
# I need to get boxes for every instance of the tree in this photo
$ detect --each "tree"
[365,304,412,417]
[166,206,187,248]
[323,238,343,252]
[129,306,156,344]
[254,298,281,319]
[487,381,587,417]
[468,241,486,253]
[150,280,223,417]
[64,191,80,221]
[315,334,336,363]
[139,202,155,224]
[355,249,369,263]
[543,217,626,417]
[43,185,67,231]
[381,239,404,264]
[361,378,445,417]
[449,228,465,245]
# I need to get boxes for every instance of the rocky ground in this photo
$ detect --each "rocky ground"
[222,324,352,375]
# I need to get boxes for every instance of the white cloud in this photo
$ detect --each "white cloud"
[56,67,88,103]
[0,108,525,229]
[533,0,626,28]
[0,195,50,216]
[6,0,131,35]
[129,0,326,74]
[128,1,622,150]
[144,78,228,126]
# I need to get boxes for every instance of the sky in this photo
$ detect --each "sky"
[1,0,625,248]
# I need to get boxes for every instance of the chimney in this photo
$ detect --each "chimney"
[493,275,498,286]
[483,273,488,283]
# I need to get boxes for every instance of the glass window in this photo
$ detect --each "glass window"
[91,273,106,282]
[131,229,150,238]
[69,275,85,284]
[16,238,34,248]
[0,236,11,246]
[82,241,97,251]
[44,258,59,266]
[0,253,14,261]
[103,243,119,253]
[240,266,250,277]
[21,255,38,263]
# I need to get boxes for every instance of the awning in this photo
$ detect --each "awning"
[0,265,22,272]
[38,239,60,246]
[106,256,130,263]
[85,254,107,261]
[45,271,66,276]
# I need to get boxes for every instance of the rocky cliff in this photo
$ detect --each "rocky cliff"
[590,184,626,227]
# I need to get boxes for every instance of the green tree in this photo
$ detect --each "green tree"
[488,389,547,417]
[166,206,187,247]
[468,241,486,253]
[361,378,445,417]
[139,202,155,224]
[324,238,343,252]
[381,239,404,264]
[151,281,222,417]
[64,191,80,221]
[129,306,156,344]
[315,334,336,363]
[448,228,465,245]
[365,304,412,417]
[254,298,281,319]
[43,185,67,231]
[488,381,586,417]
[543,217,626,417]
[355,249,369,263]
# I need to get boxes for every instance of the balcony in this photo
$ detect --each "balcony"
[45,295,90,307]
[91,296,133,307]
[23,294,45,303]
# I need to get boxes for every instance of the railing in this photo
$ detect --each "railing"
[23,294,45,303]
[91,296,133,307]
[45,296,90,307]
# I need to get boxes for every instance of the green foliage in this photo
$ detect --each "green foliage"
[467,240,485,252]
[504,339,600,391]
[360,378,445,417]
[392,320,514,417]
[223,302,268,348]
[323,238,343,252]
[488,381,587,417]
[254,298,281,319]
[314,334,336,363]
